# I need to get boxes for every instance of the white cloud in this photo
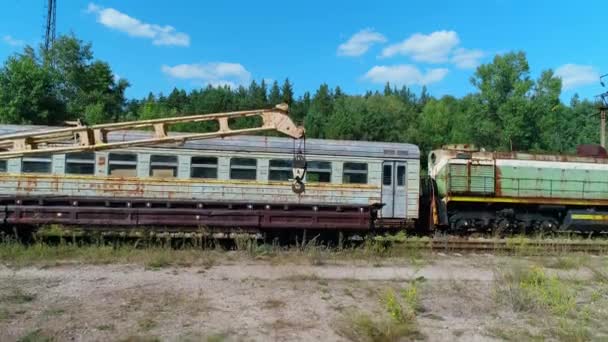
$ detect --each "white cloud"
[381,30,460,62]
[86,3,190,47]
[337,28,387,57]
[363,65,448,86]
[451,48,484,69]
[555,64,599,90]
[161,63,252,88]
[2,35,25,47]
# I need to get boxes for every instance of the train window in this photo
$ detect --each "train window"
[306,161,331,183]
[383,165,392,185]
[0,160,6,173]
[230,158,257,180]
[397,165,406,186]
[22,155,52,173]
[150,155,178,178]
[269,159,292,181]
[343,162,368,184]
[65,152,95,175]
[191,156,218,179]
[108,153,137,177]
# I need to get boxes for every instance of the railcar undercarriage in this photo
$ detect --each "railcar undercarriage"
[444,201,608,234]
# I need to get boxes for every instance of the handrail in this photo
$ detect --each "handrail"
[447,174,608,199]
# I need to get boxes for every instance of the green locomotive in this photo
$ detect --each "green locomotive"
[428,144,608,233]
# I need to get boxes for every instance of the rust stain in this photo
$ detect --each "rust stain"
[493,151,608,164]
[50,175,60,192]
[494,167,502,196]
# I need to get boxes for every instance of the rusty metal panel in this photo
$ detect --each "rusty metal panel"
[0,197,375,230]
[448,164,468,193]
[469,164,494,194]
[1,174,382,207]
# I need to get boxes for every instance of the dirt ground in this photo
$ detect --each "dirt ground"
[0,252,606,342]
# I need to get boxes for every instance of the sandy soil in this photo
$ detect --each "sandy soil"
[0,253,601,341]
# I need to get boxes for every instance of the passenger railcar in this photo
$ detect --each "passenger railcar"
[0,125,420,232]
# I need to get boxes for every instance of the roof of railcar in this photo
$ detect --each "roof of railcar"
[0,124,420,159]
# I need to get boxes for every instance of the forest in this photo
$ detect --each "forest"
[0,35,601,162]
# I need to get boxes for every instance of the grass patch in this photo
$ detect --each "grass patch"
[261,298,286,310]
[2,288,36,304]
[17,329,53,342]
[42,307,65,317]
[138,318,158,332]
[540,254,590,270]
[492,263,607,340]
[96,324,115,331]
[334,310,423,342]
[334,281,424,341]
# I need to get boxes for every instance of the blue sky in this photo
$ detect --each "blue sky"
[1,0,607,101]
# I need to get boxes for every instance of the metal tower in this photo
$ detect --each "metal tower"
[43,0,56,52]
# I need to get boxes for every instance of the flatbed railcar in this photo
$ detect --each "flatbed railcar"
[0,124,420,233]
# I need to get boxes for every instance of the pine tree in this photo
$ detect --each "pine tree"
[281,78,294,105]
[269,81,281,105]
[383,82,393,96]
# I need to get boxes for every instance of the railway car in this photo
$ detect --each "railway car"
[0,124,420,233]
[428,144,608,233]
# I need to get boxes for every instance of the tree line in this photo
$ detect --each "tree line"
[0,35,601,163]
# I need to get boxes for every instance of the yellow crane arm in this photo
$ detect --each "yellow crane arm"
[0,104,304,159]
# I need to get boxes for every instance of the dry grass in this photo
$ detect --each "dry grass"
[261,298,286,310]
[491,262,608,341]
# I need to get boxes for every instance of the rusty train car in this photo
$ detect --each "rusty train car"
[0,124,420,234]
[2,118,608,236]
[427,144,608,233]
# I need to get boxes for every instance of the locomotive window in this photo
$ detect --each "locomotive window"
[397,165,406,186]
[150,155,178,178]
[191,156,218,179]
[0,160,6,173]
[383,165,392,185]
[343,162,368,184]
[108,153,137,177]
[306,161,331,183]
[230,158,257,180]
[65,152,95,175]
[22,155,52,173]
[269,159,292,181]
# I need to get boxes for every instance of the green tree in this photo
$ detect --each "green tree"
[305,84,334,138]
[0,54,63,124]
[281,78,294,105]
[268,81,281,105]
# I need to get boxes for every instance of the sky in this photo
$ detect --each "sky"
[1,0,607,101]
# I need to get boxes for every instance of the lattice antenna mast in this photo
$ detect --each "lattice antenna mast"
[43,0,57,52]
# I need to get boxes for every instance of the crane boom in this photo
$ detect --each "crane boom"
[0,104,305,159]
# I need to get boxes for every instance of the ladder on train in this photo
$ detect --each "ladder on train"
[0,104,304,159]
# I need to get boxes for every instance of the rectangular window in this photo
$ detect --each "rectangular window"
[150,155,178,178]
[343,162,368,184]
[269,159,292,181]
[306,161,331,183]
[0,160,6,173]
[22,155,52,173]
[397,165,406,186]
[230,158,257,180]
[65,152,95,175]
[108,153,137,177]
[383,164,392,185]
[191,156,218,179]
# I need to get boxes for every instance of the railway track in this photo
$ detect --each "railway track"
[18,227,608,254]
[390,237,608,253]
